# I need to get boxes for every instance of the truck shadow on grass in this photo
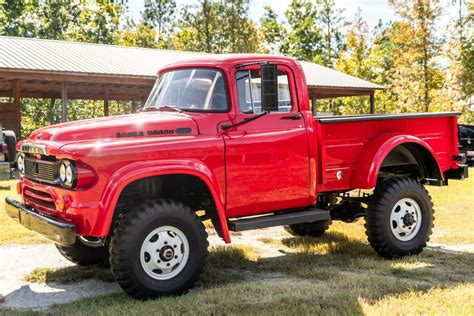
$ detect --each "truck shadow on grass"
[12,232,474,314]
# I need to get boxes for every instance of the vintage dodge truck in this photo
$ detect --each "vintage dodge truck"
[5,55,468,298]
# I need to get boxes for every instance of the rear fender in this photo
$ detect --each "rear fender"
[96,159,230,243]
[351,134,443,189]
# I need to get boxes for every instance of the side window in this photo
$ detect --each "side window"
[235,69,292,114]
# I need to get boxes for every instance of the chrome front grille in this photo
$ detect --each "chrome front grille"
[24,157,57,184]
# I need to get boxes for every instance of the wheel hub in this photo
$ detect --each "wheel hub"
[160,246,175,261]
[389,198,422,241]
[139,226,190,280]
[403,213,415,226]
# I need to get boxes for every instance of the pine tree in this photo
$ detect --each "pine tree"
[335,9,373,114]
[388,0,444,112]
[316,0,347,67]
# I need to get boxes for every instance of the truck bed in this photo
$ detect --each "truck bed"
[314,112,460,192]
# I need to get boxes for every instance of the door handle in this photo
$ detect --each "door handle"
[281,114,302,120]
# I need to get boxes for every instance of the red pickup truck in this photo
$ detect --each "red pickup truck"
[6,55,468,298]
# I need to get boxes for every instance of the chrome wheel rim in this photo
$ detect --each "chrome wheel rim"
[390,198,422,241]
[139,226,189,280]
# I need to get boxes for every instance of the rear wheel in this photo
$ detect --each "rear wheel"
[110,199,208,299]
[284,219,331,238]
[365,177,434,258]
[3,130,17,167]
[55,237,109,266]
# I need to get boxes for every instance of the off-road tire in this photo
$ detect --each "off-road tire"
[284,219,332,238]
[3,130,17,167]
[110,199,208,299]
[55,239,109,266]
[365,177,434,258]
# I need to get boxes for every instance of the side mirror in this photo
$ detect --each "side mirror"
[261,64,278,112]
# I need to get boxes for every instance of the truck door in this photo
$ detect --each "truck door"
[224,64,310,218]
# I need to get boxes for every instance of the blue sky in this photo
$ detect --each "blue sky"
[126,0,458,31]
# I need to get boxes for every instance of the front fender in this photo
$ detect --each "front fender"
[95,159,230,243]
[351,133,442,189]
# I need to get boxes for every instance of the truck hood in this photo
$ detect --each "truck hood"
[27,111,199,145]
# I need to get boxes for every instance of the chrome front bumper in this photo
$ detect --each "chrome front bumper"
[5,196,76,245]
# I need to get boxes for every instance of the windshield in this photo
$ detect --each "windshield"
[144,68,229,112]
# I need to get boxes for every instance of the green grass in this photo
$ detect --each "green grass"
[16,234,474,315]
[425,173,474,244]
[24,266,114,284]
[0,172,45,245]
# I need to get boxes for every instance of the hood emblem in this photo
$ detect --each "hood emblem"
[147,129,175,136]
[116,128,191,138]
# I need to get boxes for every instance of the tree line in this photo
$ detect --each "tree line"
[0,0,472,137]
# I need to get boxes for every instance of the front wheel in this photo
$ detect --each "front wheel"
[110,199,208,299]
[365,177,434,258]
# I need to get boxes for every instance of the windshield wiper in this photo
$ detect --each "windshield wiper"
[156,105,184,113]
[139,107,158,112]
[221,112,268,130]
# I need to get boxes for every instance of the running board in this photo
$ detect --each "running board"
[227,208,330,232]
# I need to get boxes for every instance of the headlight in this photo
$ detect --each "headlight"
[58,160,76,188]
[17,153,25,173]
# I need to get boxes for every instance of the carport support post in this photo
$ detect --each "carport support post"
[311,95,317,116]
[14,81,21,137]
[61,82,68,122]
[131,100,137,113]
[104,87,109,116]
[369,92,375,114]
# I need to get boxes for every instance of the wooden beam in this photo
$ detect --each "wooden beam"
[0,69,155,86]
[61,82,68,122]
[104,87,109,116]
[13,81,21,136]
[310,94,317,116]
[131,100,138,113]
[370,92,375,114]
[0,90,149,101]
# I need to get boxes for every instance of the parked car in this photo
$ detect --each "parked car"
[459,124,474,166]
[5,55,468,299]
[0,124,17,174]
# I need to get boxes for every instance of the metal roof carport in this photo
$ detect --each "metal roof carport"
[0,36,383,137]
